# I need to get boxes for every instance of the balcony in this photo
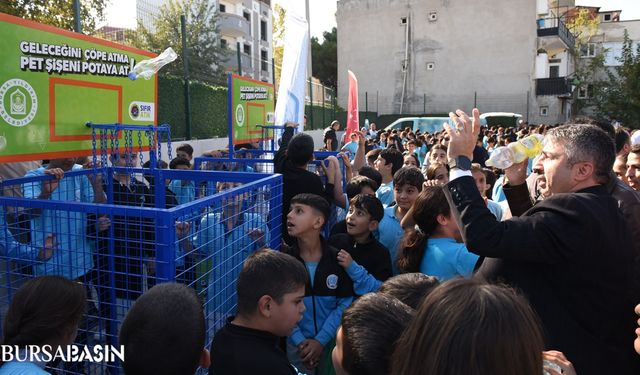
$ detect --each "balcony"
[536,77,572,97]
[219,13,250,38]
[537,17,575,49]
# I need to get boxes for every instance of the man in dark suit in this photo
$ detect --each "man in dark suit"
[442,109,639,375]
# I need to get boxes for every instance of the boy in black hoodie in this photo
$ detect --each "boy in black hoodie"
[330,194,392,295]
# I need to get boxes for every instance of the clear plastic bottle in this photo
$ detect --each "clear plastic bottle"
[486,134,544,169]
[128,47,178,81]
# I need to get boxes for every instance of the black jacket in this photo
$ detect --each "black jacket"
[275,127,334,245]
[210,317,298,375]
[329,233,392,285]
[445,176,639,375]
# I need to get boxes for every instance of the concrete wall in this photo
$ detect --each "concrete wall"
[337,0,538,116]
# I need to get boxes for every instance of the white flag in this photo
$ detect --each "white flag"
[274,11,309,134]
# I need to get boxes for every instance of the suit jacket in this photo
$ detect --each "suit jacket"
[444,176,639,375]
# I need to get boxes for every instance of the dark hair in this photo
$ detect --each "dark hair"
[482,168,497,191]
[349,194,384,223]
[341,293,414,375]
[169,156,191,169]
[547,124,615,185]
[142,160,168,169]
[378,273,440,309]
[119,283,205,375]
[393,167,424,191]
[290,193,331,224]
[404,153,420,167]
[366,149,382,165]
[176,144,194,157]
[358,166,382,189]
[615,127,631,154]
[379,148,404,176]
[346,175,378,199]
[287,133,315,166]
[236,249,307,316]
[426,162,449,180]
[391,279,545,375]
[2,276,86,349]
[398,186,450,273]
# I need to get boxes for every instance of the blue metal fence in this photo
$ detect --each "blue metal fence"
[0,166,282,374]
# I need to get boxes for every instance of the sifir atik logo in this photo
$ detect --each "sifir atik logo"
[1,345,124,363]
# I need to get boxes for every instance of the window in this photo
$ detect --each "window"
[400,17,407,25]
[603,13,611,22]
[426,62,435,70]
[540,106,548,116]
[549,65,559,78]
[243,43,251,55]
[243,11,251,22]
[220,39,228,49]
[260,20,267,41]
[219,4,226,13]
[577,85,594,99]
[604,42,623,66]
[261,50,268,71]
[580,43,596,58]
[428,12,437,22]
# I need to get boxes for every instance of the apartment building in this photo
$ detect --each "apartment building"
[136,0,273,83]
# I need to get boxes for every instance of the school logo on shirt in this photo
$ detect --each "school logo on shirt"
[326,274,338,290]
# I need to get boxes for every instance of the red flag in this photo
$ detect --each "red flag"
[345,70,359,142]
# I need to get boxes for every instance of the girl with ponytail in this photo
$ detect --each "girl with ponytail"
[397,186,480,280]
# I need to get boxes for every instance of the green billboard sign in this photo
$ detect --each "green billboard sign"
[228,73,275,145]
[0,12,157,162]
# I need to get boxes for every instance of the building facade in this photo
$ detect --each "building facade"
[136,0,273,83]
[336,0,579,125]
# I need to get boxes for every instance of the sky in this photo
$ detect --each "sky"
[103,1,640,39]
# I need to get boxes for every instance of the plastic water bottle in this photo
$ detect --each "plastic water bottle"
[486,134,544,169]
[128,47,178,81]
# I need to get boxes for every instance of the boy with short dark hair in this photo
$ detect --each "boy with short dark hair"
[176,143,194,162]
[119,283,210,375]
[374,148,404,207]
[332,293,414,375]
[169,156,195,206]
[209,249,307,375]
[283,193,354,374]
[376,167,423,275]
[275,123,337,246]
[378,273,441,309]
[330,176,378,236]
[330,194,392,295]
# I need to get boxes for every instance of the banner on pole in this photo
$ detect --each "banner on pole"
[0,13,156,162]
[345,70,359,140]
[274,12,309,133]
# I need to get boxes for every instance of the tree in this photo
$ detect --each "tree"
[0,0,107,33]
[272,3,286,88]
[566,8,606,115]
[311,27,337,89]
[130,0,229,86]
[591,30,640,128]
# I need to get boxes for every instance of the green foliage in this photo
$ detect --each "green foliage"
[0,0,107,33]
[158,75,228,139]
[311,27,337,89]
[591,30,640,128]
[130,0,229,86]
